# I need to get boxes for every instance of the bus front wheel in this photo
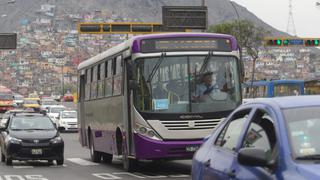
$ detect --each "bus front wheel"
[89,133,101,163]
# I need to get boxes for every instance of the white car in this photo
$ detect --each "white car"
[40,98,58,111]
[57,110,78,131]
[13,94,24,107]
[47,105,66,124]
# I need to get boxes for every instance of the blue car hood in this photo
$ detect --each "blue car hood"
[297,163,320,178]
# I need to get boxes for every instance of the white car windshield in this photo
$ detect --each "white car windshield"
[62,112,77,118]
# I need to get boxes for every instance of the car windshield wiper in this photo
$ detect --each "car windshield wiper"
[24,128,53,130]
[146,53,166,83]
[296,154,320,160]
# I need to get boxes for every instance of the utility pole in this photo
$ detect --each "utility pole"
[61,63,64,96]
[286,0,297,36]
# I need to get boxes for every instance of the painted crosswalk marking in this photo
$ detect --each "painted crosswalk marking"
[67,158,99,166]
[13,166,34,169]
[112,172,145,179]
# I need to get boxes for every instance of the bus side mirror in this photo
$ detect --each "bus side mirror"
[129,80,139,90]
[239,47,245,83]
[240,61,245,83]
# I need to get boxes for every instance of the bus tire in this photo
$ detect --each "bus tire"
[89,133,101,163]
[122,144,136,172]
[1,152,5,162]
[102,153,113,163]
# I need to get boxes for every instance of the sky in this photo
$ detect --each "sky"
[232,0,320,37]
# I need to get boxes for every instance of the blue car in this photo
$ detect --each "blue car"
[192,96,320,180]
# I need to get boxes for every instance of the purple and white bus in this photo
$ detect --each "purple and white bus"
[77,33,244,171]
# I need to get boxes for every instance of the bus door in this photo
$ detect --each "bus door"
[79,74,87,146]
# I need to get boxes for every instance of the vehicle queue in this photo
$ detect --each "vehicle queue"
[0,93,78,166]
[1,32,320,180]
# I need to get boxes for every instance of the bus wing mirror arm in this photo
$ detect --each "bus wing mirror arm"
[129,80,139,90]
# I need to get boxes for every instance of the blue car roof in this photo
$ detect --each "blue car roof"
[244,95,320,109]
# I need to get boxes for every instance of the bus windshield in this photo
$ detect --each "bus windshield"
[133,55,241,113]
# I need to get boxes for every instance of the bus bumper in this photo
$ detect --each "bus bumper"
[133,133,203,160]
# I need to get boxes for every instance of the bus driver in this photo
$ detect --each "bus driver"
[193,71,229,102]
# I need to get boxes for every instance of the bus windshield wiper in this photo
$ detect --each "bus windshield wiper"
[146,53,166,83]
[296,154,320,160]
[199,51,213,74]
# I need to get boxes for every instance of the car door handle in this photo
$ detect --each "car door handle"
[227,169,236,178]
[204,159,211,167]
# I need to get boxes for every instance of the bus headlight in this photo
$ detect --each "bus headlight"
[135,124,161,140]
[138,127,147,134]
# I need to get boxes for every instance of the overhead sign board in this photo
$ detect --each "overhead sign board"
[78,23,166,34]
[0,33,17,49]
[162,6,208,30]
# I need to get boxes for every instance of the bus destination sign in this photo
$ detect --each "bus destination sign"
[162,6,208,30]
[0,33,17,49]
[140,37,232,53]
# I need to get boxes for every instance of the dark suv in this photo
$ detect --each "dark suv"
[0,113,64,165]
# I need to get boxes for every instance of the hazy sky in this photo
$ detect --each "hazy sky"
[232,0,320,37]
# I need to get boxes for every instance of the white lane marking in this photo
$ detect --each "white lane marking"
[92,173,122,179]
[13,166,34,169]
[112,172,145,179]
[67,158,99,166]
[143,175,167,178]
[49,164,67,168]
[168,174,190,178]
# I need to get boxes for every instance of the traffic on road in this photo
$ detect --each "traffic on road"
[0,0,320,179]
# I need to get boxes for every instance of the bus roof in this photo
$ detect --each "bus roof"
[78,32,238,70]
[243,79,304,87]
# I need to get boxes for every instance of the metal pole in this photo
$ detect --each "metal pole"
[202,0,205,6]
[61,64,64,96]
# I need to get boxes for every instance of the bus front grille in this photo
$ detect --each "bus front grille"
[160,119,221,130]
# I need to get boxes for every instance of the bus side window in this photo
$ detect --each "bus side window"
[97,62,105,98]
[113,56,122,96]
[105,60,113,97]
[85,69,91,101]
[91,66,98,99]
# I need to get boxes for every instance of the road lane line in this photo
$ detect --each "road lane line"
[143,175,167,178]
[13,166,34,169]
[168,174,190,178]
[67,158,99,166]
[112,172,145,178]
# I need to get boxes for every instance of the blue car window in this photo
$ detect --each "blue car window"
[242,110,277,161]
[215,110,250,151]
[243,122,271,150]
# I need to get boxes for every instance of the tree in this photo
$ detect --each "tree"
[208,20,269,97]
[63,83,77,94]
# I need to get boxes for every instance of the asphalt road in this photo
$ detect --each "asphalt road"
[0,133,192,180]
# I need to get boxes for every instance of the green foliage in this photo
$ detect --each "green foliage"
[208,20,268,60]
[63,83,77,94]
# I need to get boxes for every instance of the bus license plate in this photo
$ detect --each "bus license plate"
[186,145,199,152]
[31,149,42,155]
